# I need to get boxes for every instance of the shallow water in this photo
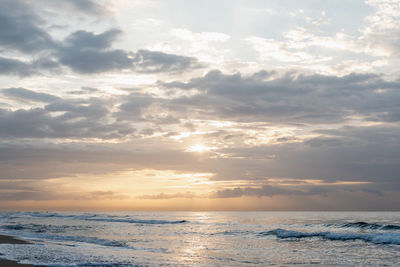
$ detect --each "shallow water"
[0,211,399,266]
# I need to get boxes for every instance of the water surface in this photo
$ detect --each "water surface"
[0,211,399,266]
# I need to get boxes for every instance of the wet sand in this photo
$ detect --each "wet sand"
[0,234,30,245]
[0,234,43,267]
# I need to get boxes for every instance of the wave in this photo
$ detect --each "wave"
[84,218,187,224]
[261,228,400,245]
[15,232,129,248]
[1,223,92,234]
[9,212,188,225]
[2,224,26,230]
[339,221,400,230]
[47,235,128,247]
[212,230,255,236]
[1,225,128,248]
[76,263,135,267]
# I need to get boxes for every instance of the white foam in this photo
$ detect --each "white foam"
[266,228,400,245]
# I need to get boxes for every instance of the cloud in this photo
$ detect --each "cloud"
[212,183,387,198]
[0,142,202,181]
[54,29,204,74]
[0,69,399,188]
[132,49,204,73]
[0,1,204,75]
[161,70,400,124]
[0,95,135,139]
[56,0,108,16]
[0,57,35,76]
[2,87,60,102]
[137,192,197,199]
[0,57,60,77]
[90,190,130,200]
[213,186,321,198]
[304,137,348,148]
[0,0,399,210]
[64,29,121,50]
[0,190,58,201]
[0,0,55,53]
[67,87,100,95]
[363,0,400,58]
[56,29,133,73]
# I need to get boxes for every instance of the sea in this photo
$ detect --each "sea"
[0,211,399,266]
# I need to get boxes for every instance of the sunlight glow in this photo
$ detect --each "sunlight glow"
[186,144,217,152]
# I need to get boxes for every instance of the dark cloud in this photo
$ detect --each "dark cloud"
[0,97,134,139]
[0,57,35,76]
[213,186,321,198]
[0,57,60,77]
[2,87,60,102]
[0,1,203,75]
[64,29,121,50]
[212,184,385,198]
[132,49,204,73]
[0,69,399,191]
[304,137,348,148]
[117,93,156,121]
[209,125,400,184]
[0,0,55,53]
[67,87,100,95]
[53,0,108,16]
[56,29,133,73]
[56,30,202,74]
[31,57,61,71]
[161,70,400,124]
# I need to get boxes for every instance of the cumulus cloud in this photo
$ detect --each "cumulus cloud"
[56,29,133,73]
[0,0,55,53]
[56,31,204,73]
[0,1,204,75]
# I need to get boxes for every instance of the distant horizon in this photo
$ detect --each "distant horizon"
[1,0,399,211]
[1,208,400,213]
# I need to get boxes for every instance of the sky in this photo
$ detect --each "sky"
[0,0,399,211]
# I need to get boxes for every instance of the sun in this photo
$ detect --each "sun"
[187,144,216,152]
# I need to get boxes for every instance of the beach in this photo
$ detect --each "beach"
[0,234,41,267]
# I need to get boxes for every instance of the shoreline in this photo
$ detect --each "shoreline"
[0,234,44,267]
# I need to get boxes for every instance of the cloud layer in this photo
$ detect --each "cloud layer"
[0,0,399,210]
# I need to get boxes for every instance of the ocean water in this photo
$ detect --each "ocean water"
[0,212,399,266]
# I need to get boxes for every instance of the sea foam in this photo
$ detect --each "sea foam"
[262,228,400,245]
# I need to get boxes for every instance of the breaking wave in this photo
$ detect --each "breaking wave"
[339,222,400,230]
[261,228,400,245]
